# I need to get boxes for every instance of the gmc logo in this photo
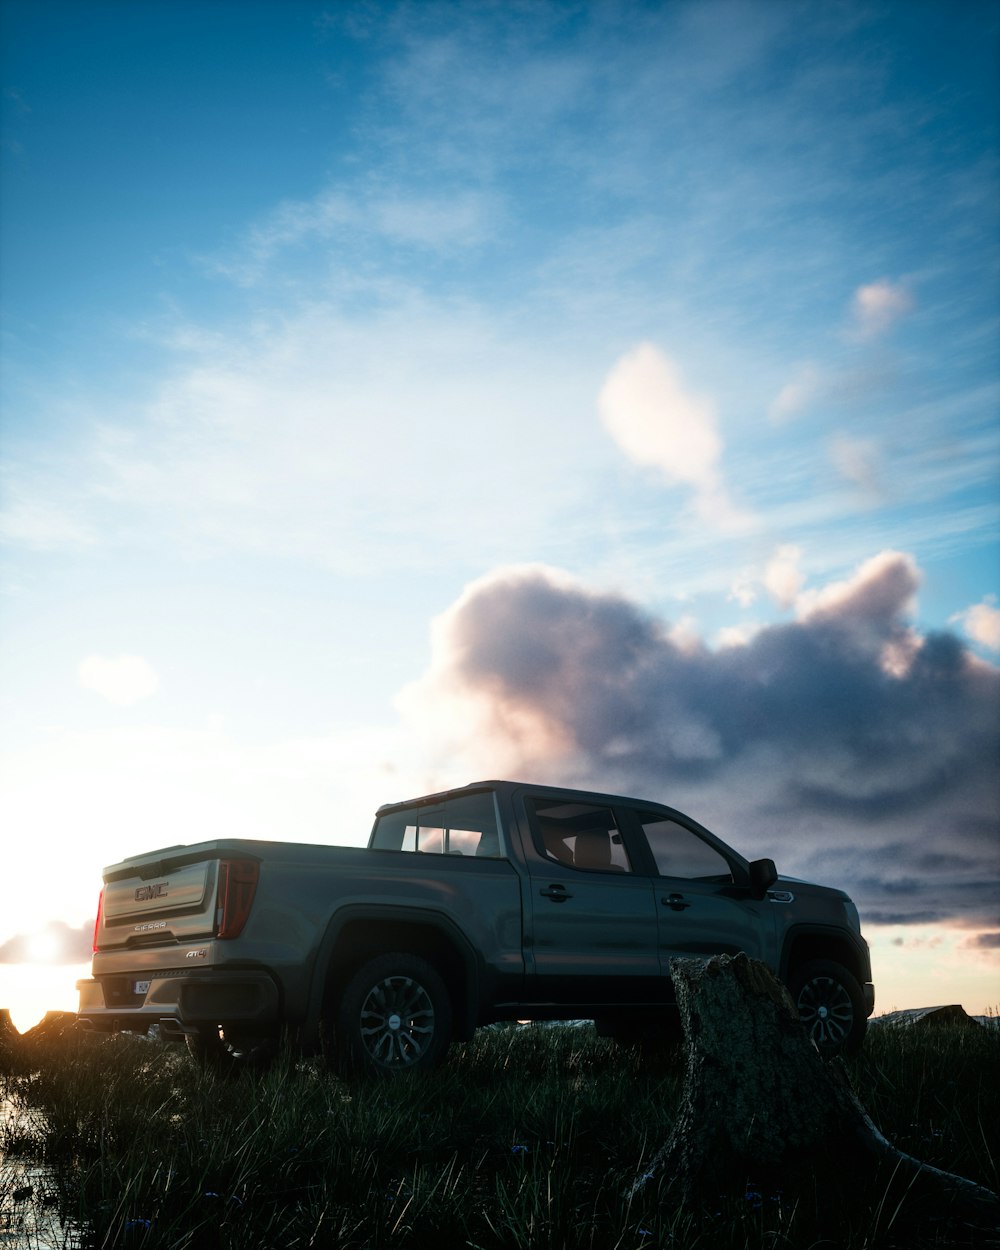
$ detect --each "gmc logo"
[134,882,168,902]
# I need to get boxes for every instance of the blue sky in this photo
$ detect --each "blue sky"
[1,0,998,1020]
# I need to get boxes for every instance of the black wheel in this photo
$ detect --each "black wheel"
[790,959,867,1057]
[334,953,452,1076]
[185,1025,278,1076]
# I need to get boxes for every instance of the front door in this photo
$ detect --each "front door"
[634,811,773,974]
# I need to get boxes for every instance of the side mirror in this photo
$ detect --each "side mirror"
[749,857,778,898]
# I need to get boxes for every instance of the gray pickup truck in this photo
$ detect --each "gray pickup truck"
[77,779,875,1072]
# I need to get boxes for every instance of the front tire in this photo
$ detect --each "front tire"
[790,959,867,1056]
[334,953,452,1077]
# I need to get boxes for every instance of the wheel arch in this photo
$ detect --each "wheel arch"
[780,926,870,997]
[302,906,479,1052]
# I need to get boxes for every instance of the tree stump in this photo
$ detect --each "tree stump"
[631,954,999,1232]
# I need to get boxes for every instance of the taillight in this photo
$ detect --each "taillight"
[215,859,259,939]
[92,888,104,954]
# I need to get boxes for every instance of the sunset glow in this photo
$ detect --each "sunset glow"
[1,1,997,1027]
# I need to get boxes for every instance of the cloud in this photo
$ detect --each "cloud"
[769,363,823,422]
[727,545,804,612]
[598,342,751,530]
[764,544,805,609]
[0,475,98,550]
[208,185,499,285]
[851,279,913,340]
[795,549,919,625]
[829,433,885,503]
[951,598,1000,653]
[402,553,1000,929]
[78,655,159,707]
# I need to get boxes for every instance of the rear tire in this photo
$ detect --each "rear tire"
[333,953,452,1077]
[790,959,867,1056]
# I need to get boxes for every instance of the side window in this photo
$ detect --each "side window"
[371,792,505,857]
[640,813,732,882]
[529,799,632,873]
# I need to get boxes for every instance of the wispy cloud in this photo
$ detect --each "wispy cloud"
[769,363,824,423]
[828,433,886,504]
[206,185,501,286]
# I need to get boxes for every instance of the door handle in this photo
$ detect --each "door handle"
[540,885,573,902]
[661,893,691,911]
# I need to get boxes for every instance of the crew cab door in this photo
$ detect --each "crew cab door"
[627,809,774,971]
[517,794,663,1006]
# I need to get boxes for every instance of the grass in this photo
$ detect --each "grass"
[1,1019,998,1249]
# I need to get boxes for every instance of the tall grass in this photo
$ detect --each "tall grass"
[1,1020,997,1249]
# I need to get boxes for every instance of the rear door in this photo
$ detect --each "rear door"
[518,794,663,1006]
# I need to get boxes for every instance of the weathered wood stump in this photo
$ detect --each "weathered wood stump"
[632,954,999,1232]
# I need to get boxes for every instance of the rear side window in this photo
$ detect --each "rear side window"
[371,791,505,858]
[639,813,732,882]
[528,798,632,873]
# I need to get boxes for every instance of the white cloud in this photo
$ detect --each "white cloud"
[727,545,804,613]
[728,571,757,608]
[716,621,762,648]
[851,279,913,340]
[598,342,752,531]
[796,549,920,626]
[764,544,805,609]
[951,597,1000,652]
[78,655,159,707]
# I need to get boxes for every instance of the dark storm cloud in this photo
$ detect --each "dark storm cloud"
[0,920,93,964]
[422,555,1000,928]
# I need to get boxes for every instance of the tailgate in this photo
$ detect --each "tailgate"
[98,856,219,950]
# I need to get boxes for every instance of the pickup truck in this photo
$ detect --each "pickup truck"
[77,779,875,1073]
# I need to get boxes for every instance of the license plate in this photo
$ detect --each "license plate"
[133,980,151,995]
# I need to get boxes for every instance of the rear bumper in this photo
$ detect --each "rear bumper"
[76,969,279,1036]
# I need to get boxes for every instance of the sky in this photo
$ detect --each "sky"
[1,0,998,1029]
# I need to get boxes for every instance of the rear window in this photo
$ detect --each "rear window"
[371,791,505,858]
[527,798,632,873]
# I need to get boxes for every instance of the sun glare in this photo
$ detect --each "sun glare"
[24,930,63,963]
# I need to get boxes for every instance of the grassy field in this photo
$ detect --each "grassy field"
[1,1019,997,1250]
